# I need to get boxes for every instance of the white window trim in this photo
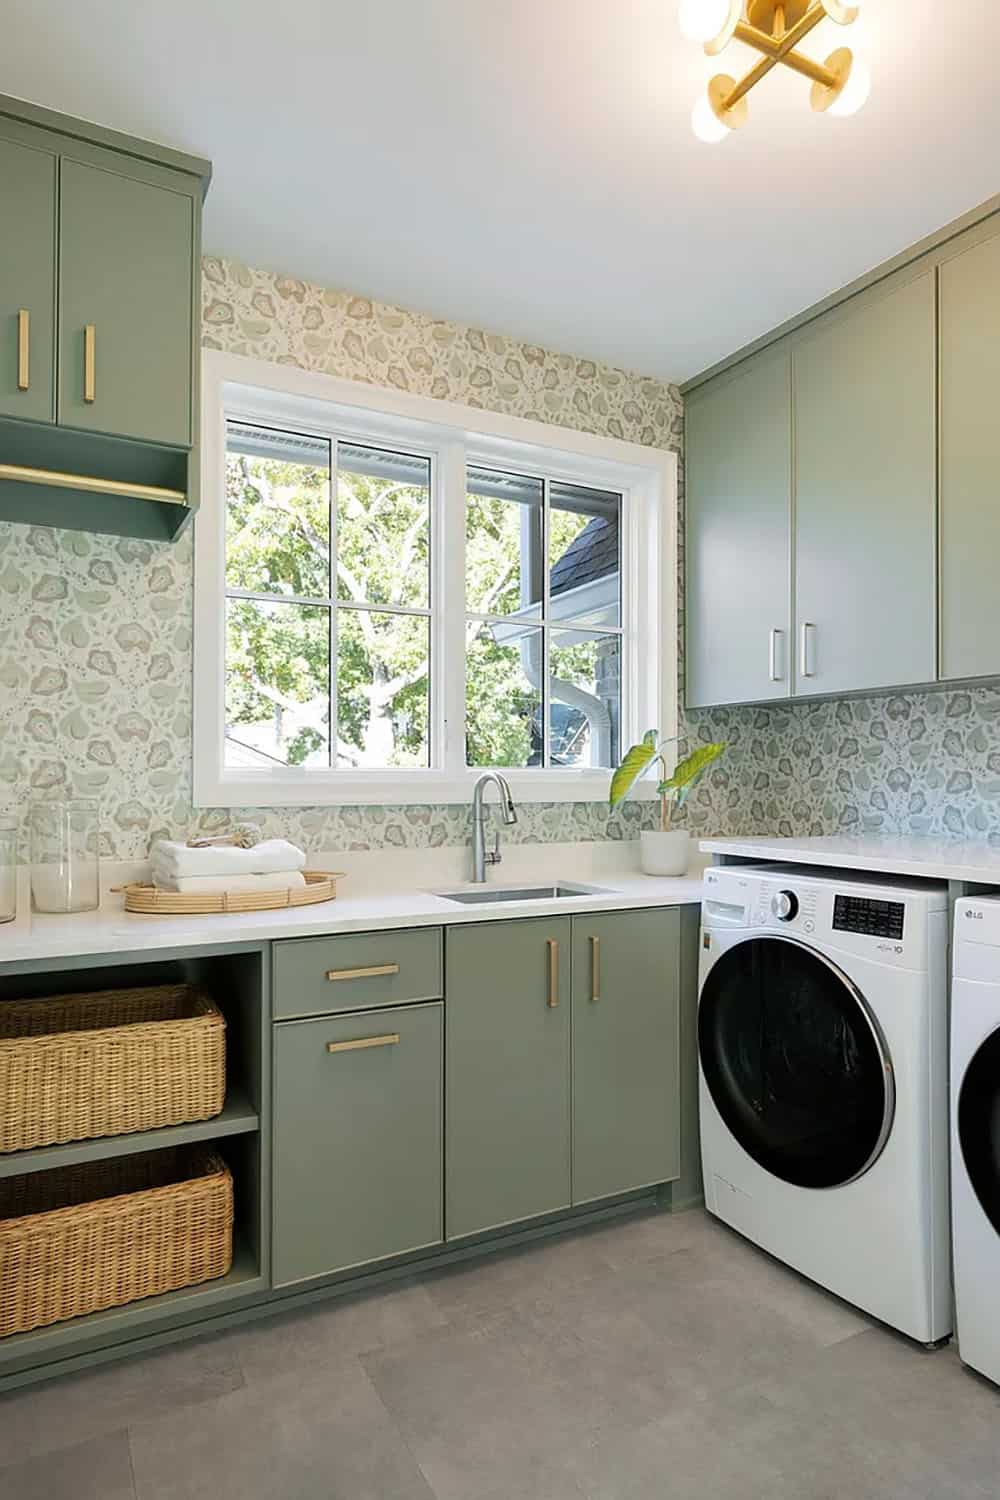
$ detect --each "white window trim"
[194,349,678,807]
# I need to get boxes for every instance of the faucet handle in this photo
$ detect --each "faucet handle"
[486,831,503,867]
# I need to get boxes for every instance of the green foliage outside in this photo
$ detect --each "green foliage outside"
[224,453,616,770]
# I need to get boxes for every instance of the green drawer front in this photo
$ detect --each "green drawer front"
[272,927,443,1019]
[273,1003,444,1285]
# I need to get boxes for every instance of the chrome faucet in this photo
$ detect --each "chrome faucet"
[471,772,518,883]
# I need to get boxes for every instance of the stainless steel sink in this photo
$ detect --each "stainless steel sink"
[436,882,610,905]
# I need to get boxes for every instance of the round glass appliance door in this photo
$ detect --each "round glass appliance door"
[698,936,894,1190]
[958,1028,1000,1237]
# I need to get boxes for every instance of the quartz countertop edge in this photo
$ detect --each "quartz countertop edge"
[0,870,704,966]
[700,834,1000,887]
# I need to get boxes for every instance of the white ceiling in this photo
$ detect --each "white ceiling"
[3,0,998,382]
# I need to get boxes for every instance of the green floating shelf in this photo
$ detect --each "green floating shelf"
[0,1087,259,1181]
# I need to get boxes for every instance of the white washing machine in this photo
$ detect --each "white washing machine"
[951,895,1000,1383]
[699,863,951,1345]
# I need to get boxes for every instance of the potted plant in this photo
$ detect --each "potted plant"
[609,732,725,876]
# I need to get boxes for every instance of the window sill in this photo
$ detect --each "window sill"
[193,768,657,809]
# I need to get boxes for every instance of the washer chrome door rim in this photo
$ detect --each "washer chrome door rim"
[699,933,896,1190]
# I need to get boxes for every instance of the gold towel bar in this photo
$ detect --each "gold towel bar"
[0,463,187,505]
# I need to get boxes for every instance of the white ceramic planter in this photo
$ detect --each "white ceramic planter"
[639,829,691,877]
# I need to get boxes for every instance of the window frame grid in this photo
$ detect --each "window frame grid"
[461,466,628,775]
[222,420,436,774]
[196,351,676,807]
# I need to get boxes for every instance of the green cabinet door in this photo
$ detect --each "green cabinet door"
[446,918,571,1239]
[685,346,792,708]
[793,268,937,697]
[939,227,1000,681]
[58,158,194,447]
[0,137,56,423]
[571,908,681,1205]
[272,1003,443,1287]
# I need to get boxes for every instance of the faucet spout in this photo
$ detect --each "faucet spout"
[471,773,518,881]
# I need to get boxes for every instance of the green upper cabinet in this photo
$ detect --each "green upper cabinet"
[571,908,681,1205]
[0,136,56,424]
[58,159,194,447]
[446,918,571,1240]
[939,226,1000,682]
[792,269,937,697]
[0,97,209,540]
[685,347,791,708]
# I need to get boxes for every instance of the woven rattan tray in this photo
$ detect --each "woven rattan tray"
[0,1147,233,1337]
[117,869,345,915]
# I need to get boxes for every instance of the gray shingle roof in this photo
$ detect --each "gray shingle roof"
[550,514,619,596]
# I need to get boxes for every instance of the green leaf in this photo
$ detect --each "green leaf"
[609,732,660,811]
[659,742,725,799]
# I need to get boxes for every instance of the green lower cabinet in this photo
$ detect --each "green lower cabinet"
[446,918,571,1239]
[272,1003,443,1287]
[571,909,681,1205]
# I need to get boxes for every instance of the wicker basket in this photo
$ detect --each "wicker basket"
[0,1147,233,1338]
[0,984,226,1154]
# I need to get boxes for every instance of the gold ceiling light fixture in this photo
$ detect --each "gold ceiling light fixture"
[680,0,871,142]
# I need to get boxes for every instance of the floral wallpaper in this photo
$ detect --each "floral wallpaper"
[4,255,999,861]
[683,688,1000,845]
[0,258,681,860]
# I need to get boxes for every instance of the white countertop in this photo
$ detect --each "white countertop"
[700,834,1000,886]
[0,842,704,967]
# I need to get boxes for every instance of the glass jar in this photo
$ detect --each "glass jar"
[0,818,16,923]
[29,800,100,914]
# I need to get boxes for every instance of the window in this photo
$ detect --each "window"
[465,467,623,770]
[224,426,432,771]
[195,352,676,806]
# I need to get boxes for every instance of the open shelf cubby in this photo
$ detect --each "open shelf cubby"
[0,943,271,1381]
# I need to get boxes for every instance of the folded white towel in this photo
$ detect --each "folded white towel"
[152,870,308,895]
[150,838,306,879]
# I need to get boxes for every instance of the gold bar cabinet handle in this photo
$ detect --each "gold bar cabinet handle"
[327,1033,400,1055]
[326,962,400,983]
[84,324,96,403]
[16,309,29,391]
[590,935,601,1003]
[546,938,560,1008]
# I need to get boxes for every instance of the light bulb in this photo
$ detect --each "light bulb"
[820,0,860,23]
[829,54,871,116]
[678,0,733,45]
[691,92,731,143]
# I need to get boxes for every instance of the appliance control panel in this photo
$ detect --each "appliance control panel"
[754,882,818,933]
[832,894,905,941]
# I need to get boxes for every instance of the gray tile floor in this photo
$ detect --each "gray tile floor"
[2,1206,998,1499]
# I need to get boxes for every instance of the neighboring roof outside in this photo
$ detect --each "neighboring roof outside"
[550,514,619,598]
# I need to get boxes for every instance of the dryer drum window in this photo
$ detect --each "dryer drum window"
[958,1029,1000,1237]
[699,937,894,1190]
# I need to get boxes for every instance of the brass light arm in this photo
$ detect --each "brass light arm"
[722,3,834,112]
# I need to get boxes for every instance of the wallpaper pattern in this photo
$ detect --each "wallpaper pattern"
[0,258,683,860]
[3,257,999,859]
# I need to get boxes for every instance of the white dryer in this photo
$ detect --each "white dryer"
[951,895,1000,1383]
[699,863,952,1345]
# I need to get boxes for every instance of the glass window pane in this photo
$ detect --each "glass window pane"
[336,444,431,609]
[549,481,621,629]
[337,609,430,768]
[225,422,331,599]
[225,598,330,767]
[466,622,543,768]
[549,628,620,769]
[466,466,543,619]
